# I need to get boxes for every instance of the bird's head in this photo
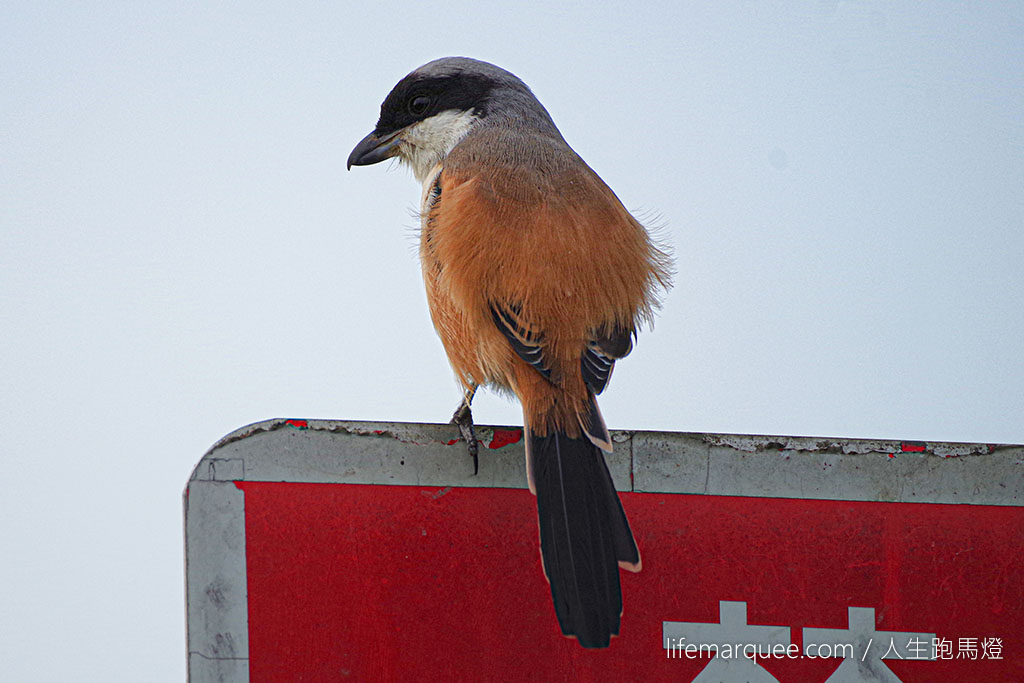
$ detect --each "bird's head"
[347,57,552,182]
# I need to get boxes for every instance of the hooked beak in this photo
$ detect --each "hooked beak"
[347,129,402,170]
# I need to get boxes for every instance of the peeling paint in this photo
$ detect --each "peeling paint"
[423,486,453,500]
[200,418,1020,483]
[487,428,522,449]
[700,433,1001,458]
[205,419,467,456]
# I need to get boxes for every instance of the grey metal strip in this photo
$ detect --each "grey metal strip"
[194,418,1023,506]
[185,479,249,682]
[632,431,1022,506]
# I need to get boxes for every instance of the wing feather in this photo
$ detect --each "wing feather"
[581,325,635,395]
[490,302,554,382]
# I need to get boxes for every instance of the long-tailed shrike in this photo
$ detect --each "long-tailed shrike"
[348,57,671,648]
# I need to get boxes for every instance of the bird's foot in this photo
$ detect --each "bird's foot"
[451,400,479,474]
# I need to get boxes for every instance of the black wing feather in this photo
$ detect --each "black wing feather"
[490,302,554,381]
[581,325,635,395]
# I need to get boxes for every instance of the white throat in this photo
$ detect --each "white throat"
[396,109,479,184]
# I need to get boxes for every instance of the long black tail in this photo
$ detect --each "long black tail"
[529,428,640,648]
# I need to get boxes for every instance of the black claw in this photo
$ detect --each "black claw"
[451,402,479,474]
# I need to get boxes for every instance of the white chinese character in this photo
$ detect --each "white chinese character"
[982,637,1004,660]
[880,637,904,660]
[803,607,935,682]
[933,637,954,660]
[957,637,979,660]
[663,601,789,682]
[905,637,930,660]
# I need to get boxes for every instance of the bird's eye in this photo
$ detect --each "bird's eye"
[408,95,431,116]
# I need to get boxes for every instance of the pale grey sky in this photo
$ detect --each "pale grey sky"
[2,2,1022,679]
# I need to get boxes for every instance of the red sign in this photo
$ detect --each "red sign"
[238,482,1022,681]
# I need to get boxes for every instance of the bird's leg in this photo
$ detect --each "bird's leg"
[450,385,479,474]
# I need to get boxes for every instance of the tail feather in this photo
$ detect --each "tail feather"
[529,423,640,648]
[578,395,613,453]
[594,453,642,572]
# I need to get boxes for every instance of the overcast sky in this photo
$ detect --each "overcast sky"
[2,2,1022,680]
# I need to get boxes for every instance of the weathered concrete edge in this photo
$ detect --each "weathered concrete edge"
[192,418,1023,506]
[633,431,1022,506]
[184,481,250,683]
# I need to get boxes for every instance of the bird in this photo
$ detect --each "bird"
[347,57,671,648]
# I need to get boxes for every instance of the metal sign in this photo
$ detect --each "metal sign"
[185,419,1023,682]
